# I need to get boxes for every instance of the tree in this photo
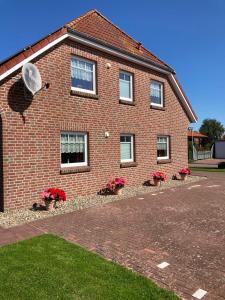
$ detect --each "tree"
[199,118,225,143]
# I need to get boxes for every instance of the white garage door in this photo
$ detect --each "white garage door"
[215,141,225,158]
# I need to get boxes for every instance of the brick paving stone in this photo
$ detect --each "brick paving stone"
[0,224,42,246]
[0,171,225,299]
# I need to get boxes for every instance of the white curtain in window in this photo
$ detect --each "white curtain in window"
[61,134,85,153]
[151,82,160,96]
[151,88,160,98]
[71,59,93,82]
[157,143,167,150]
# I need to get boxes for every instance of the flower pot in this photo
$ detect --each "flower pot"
[180,174,188,181]
[114,187,123,195]
[153,178,161,187]
[45,199,55,211]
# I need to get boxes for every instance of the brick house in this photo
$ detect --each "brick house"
[0,10,197,211]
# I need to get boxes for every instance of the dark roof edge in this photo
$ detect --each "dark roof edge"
[66,27,176,75]
[0,27,66,66]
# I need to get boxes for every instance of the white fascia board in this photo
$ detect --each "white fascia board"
[0,34,69,82]
[168,74,197,123]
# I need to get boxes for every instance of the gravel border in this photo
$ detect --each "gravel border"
[0,176,205,228]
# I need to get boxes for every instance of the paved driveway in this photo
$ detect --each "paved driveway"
[1,172,225,299]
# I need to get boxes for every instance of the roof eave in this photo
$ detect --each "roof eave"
[67,28,197,123]
[0,26,197,123]
[67,27,175,74]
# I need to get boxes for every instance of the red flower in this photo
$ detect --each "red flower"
[179,168,191,175]
[152,171,167,181]
[107,177,126,192]
[41,188,67,201]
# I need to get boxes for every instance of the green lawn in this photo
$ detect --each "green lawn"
[0,234,179,300]
[190,167,225,172]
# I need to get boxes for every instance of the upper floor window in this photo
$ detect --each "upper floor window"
[157,136,169,160]
[119,71,133,102]
[120,134,134,162]
[150,81,163,107]
[61,132,88,167]
[71,57,96,94]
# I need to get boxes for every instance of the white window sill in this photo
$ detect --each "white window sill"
[71,87,96,94]
[120,97,133,102]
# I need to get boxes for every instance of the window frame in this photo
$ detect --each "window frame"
[71,56,96,95]
[150,80,164,107]
[60,131,88,168]
[120,134,134,163]
[157,136,170,160]
[119,70,133,102]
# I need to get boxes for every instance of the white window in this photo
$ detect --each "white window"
[61,132,88,167]
[150,81,163,107]
[71,57,96,94]
[120,134,134,162]
[157,136,169,160]
[119,71,133,101]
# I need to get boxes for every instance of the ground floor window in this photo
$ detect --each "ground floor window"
[120,134,134,162]
[61,132,88,167]
[157,136,170,160]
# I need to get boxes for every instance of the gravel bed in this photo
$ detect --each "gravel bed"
[0,176,205,228]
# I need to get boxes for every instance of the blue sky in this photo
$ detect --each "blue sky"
[1,0,225,129]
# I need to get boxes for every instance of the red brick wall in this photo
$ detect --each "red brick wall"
[0,40,189,211]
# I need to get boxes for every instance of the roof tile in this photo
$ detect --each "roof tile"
[66,10,169,68]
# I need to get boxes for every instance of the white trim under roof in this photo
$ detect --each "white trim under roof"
[168,74,197,123]
[0,34,69,82]
[0,30,197,122]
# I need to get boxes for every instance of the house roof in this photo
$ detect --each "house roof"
[187,131,208,138]
[65,9,170,69]
[0,9,197,122]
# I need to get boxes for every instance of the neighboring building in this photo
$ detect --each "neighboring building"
[0,10,197,211]
[214,141,225,159]
[187,130,208,148]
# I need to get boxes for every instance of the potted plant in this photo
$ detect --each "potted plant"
[41,188,67,211]
[152,171,167,186]
[179,168,191,181]
[107,177,126,195]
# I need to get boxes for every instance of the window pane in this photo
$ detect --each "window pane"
[151,81,162,105]
[157,136,168,158]
[119,72,132,99]
[71,58,94,91]
[61,133,86,165]
[120,134,133,161]
[125,74,130,81]
[120,79,131,98]
[61,152,85,164]
[120,136,126,143]
[119,73,125,80]
[157,137,167,143]
[121,143,132,160]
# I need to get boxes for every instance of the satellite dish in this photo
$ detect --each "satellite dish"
[22,63,42,95]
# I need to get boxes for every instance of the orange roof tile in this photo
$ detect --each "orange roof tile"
[0,9,197,122]
[65,9,169,68]
[187,131,208,138]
